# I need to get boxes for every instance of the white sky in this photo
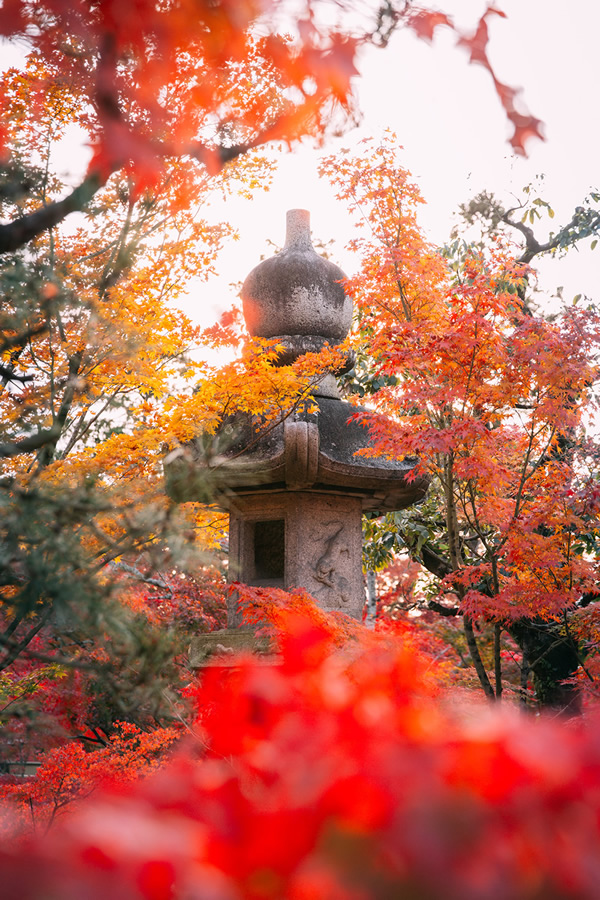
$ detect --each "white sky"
[196,0,599,330]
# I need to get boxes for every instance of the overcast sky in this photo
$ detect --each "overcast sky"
[195,0,599,332]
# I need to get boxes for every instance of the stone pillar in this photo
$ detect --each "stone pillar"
[228,491,364,626]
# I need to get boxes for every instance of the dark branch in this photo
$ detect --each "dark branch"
[419,542,453,579]
[0,364,33,384]
[36,351,83,467]
[0,426,62,457]
[428,599,460,617]
[0,319,49,354]
[501,212,545,263]
[0,136,260,257]
[0,606,52,672]
[0,172,106,254]
[503,206,600,265]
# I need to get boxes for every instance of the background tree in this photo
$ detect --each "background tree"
[0,40,282,752]
[0,0,404,753]
[321,134,600,712]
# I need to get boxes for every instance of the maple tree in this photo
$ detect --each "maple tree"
[0,46,246,750]
[0,0,373,759]
[0,559,228,769]
[374,553,530,701]
[321,134,600,712]
[0,0,541,225]
[0,720,179,838]
[0,30,318,753]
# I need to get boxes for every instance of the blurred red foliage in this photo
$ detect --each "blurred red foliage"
[1,601,600,899]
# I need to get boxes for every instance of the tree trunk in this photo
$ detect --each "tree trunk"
[510,620,581,716]
[463,615,495,700]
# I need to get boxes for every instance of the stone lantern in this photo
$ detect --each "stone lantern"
[166,209,427,632]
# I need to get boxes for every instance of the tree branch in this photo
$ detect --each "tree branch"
[0,427,63,458]
[418,542,453,579]
[428,599,460,617]
[36,350,83,467]
[501,211,545,263]
[0,173,106,254]
[503,206,600,265]
[464,614,495,699]
[0,363,34,383]
[0,319,49,355]
[0,606,53,672]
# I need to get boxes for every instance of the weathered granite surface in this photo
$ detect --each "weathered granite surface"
[227,491,364,624]
[241,208,352,353]
[188,629,277,668]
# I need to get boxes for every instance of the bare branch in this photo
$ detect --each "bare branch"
[428,599,460,617]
